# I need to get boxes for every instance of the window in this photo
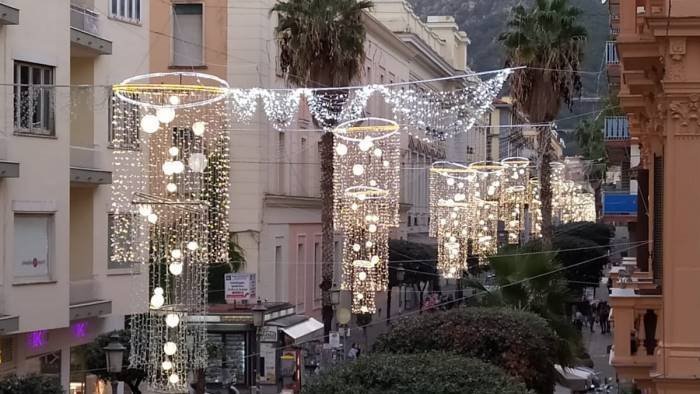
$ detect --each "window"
[278,132,286,193]
[407,215,412,227]
[110,0,141,23]
[296,241,305,311]
[0,337,13,366]
[14,62,54,136]
[172,4,203,67]
[107,214,138,270]
[14,213,53,281]
[313,241,321,301]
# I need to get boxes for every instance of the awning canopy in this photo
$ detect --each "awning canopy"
[280,317,324,343]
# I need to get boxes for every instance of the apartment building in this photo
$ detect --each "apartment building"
[607,1,700,393]
[0,0,149,391]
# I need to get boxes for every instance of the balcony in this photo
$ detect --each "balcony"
[69,278,112,321]
[606,41,620,64]
[603,191,637,223]
[0,3,18,25]
[70,145,111,184]
[70,4,112,56]
[0,135,19,178]
[0,288,19,334]
[609,288,662,384]
[604,116,629,144]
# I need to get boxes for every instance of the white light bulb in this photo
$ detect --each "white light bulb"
[163,341,177,356]
[373,148,382,157]
[165,313,180,328]
[168,373,180,384]
[156,107,176,124]
[352,164,364,176]
[189,122,206,138]
[356,293,364,300]
[458,182,465,189]
[358,137,373,152]
[168,262,183,276]
[335,143,348,156]
[446,178,455,186]
[166,183,177,193]
[171,160,185,174]
[140,114,159,134]
[382,160,390,167]
[150,293,164,309]
[171,249,182,259]
[368,224,377,233]
[369,180,377,186]
[187,241,199,251]
[169,95,181,105]
[365,241,373,248]
[162,360,173,371]
[352,244,361,252]
[147,213,158,224]
[358,272,367,281]
[139,204,152,217]
[154,287,164,295]
[188,153,208,173]
[168,146,179,157]
[162,161,174,176]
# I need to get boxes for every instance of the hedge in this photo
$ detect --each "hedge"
[303,352,532,394]
[0,374,63,394]
[373,307,559,394]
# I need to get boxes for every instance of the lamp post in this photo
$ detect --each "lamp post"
[103,334,125,394]
[251,299,267,394]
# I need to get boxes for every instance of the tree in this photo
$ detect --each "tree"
[465,248,581,367]
[0,374,63,394]
[208,237,246,304]
[388,239,438,311]
[303,352,531,394]
[373,307,558,394]
[272,0,374,338]
[500,0,587,247]
[83,330,146,394]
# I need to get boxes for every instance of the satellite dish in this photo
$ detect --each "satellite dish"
[336,308,352,325]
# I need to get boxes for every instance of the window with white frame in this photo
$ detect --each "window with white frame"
[110,0,141,23]
[14,62,54,136]
[14,213,53,281]
[172,3,203,66]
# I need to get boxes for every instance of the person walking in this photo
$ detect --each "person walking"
[599,302,610,334]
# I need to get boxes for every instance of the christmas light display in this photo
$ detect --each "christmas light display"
[333,118,400,314]
[500,157,530,244]
[111,72,230,392]
[469,161,504,259]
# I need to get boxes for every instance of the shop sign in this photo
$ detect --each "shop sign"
[260,326,278,342]
[224,273,256,303]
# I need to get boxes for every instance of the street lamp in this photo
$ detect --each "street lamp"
[251,299,267,393]
[104,333,125,394]
[330,284,341,308]
[396,266,406,283]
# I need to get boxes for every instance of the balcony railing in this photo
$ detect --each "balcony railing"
[604,116,629,140]
[603,191,637,216]
[70,145,105,170]
[606,41,620,64]
[70,4,99,36]
[69,277,101,306]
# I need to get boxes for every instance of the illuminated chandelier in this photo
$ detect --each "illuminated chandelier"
[333,118,400,314]
[429,162,474,278]
[500,157,530,244]
[468,161,504,260]
[110,72,230,392]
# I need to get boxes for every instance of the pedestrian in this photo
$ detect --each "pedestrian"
[589,301,598,333]
[599,303,610,334]
[574,309,584,331]
[348,343,359,360]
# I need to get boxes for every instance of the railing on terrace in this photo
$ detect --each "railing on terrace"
[70,4,100,36]
[604,116,629,140]
[606,41,620,64]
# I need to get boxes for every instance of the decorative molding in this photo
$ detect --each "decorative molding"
[669,95,700,135]
[12,200,57,213]
[667,37,686,81]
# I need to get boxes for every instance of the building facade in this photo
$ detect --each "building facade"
[0,0,149,392]
[607,0,700,393]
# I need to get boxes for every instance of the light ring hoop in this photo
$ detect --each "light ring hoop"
[430,161,474,181]
[469,160,505,174]
[333,117,399,143]
[113,72,230,109]
[501,157,530,168]
[344,185,389,200]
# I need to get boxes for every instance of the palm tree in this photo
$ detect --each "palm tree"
[271,0,374,338]
[466,248,581,365]
[500,0,587,247]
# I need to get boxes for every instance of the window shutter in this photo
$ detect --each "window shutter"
[652,155,664,287]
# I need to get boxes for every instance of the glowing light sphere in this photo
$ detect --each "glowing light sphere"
[140,114,160,134]
[168,262,183,276]
[171,249,182,259]
[335,143,348,156]
[168,373,180,384]
[360,306,369,313]
[368,224,377,233]
[168,95,181,105]
[166,183,177,193]
[139,204,153,217]
[373,148,382,157]
[150,293,164,310]
[358,272,367,281]
[147,213,158,224]
[352,244,361,252]
[162,161,175,176]
[446,178,455,186]
[162,360,173,371]
[163,341,177,356]
[192,121,206,136]
[187,241,199,251]
[171,160,185,174]
[358,136,373,152]
[168,146,180,157]
[188,153,208,173]
[165,313,180,328]
[156,107,176,124]
[352,164,364,176]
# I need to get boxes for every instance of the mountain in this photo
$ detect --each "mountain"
[408,0,610,96]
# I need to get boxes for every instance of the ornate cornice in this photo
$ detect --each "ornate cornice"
[669,94,700,136]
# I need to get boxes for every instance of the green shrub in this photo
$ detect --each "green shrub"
[303,352,531,394]
[373,307,559,394]
[0,374,63,394]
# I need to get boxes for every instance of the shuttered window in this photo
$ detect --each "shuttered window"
[172,4,203,66]
[652,155,664,287]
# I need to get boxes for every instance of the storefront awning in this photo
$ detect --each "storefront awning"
[280,317,324,342]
